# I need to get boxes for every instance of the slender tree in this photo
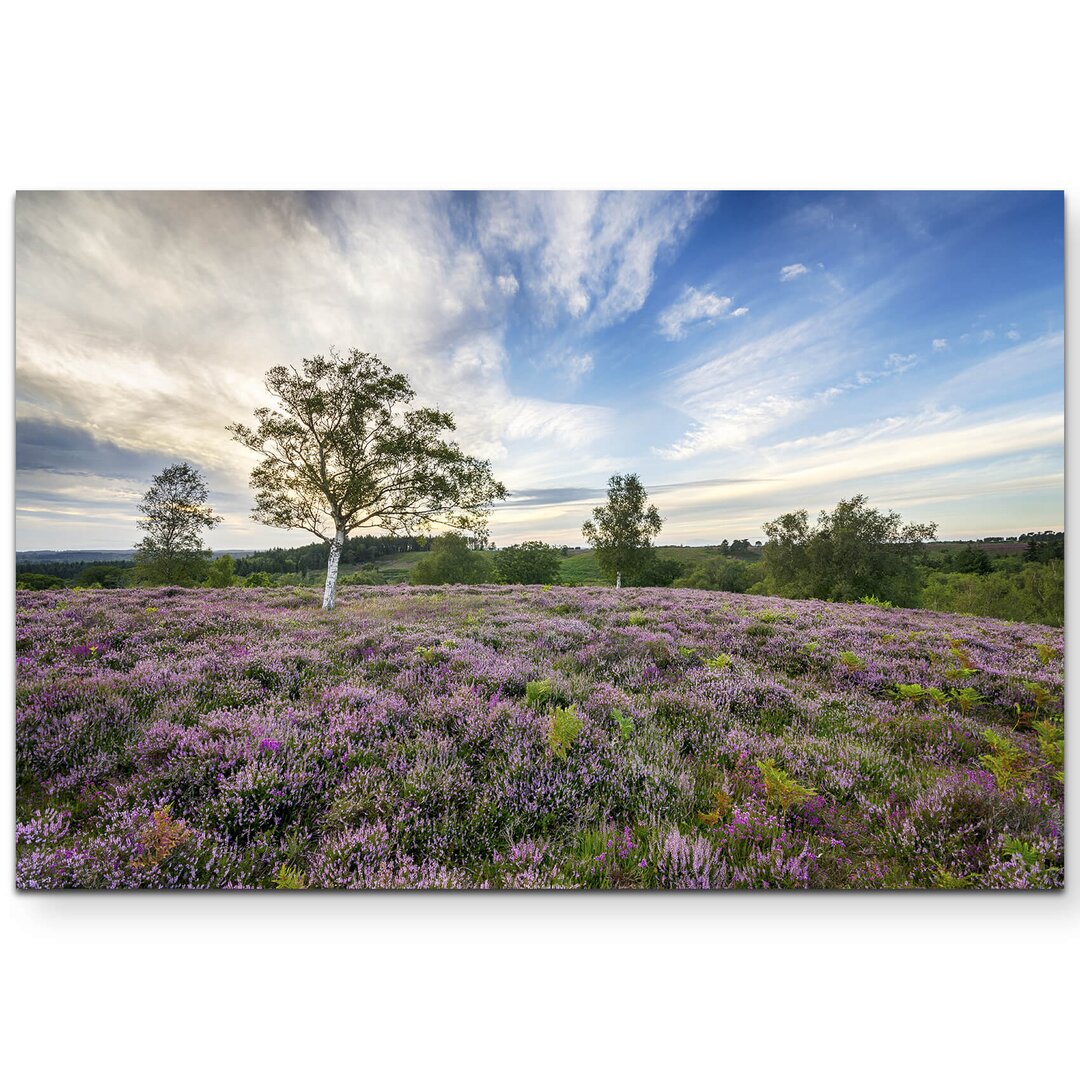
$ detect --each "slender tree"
[229,348,509,609]
[133,462,221,586]
[582,473,663,587]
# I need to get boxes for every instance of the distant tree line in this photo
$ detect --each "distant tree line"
[664,495,1063,627]
[233,534,430,577]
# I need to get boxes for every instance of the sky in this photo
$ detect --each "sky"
[14,190,1064,552]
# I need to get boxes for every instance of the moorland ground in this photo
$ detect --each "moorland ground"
[15,585,1064,888]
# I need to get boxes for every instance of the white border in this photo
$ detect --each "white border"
[4,2,1076,1075]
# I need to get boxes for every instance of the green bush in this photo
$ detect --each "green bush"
[921,562,1063,626]
[675,555,754,593]
[15,573,66,591]
[410,533,491,585]
[493,541,562,585]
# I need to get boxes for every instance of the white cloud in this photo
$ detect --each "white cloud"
[932,338,948,350]
[779,263,809,282]
[543,351,594,387]
[477,191,709,328]
[885,352,918,373]
[657,286,748,340]
[654,394,806,460]
[14,192,620,548]
[652,287,894,461]
[1006,328,1021,341]
[933,332,1063,403]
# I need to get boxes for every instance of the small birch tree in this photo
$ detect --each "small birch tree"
[582,473,663,587]
[228,348,509,610]
[133,462,222,586]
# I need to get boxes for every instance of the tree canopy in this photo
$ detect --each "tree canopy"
[582,473,663,587]
[493,541,563,585]
[410,532,491,585]
[229,348,508,608]
[760,494,937,605]
[133,462,220,586]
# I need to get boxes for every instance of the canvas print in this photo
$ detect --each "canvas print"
[14,191,1064,889]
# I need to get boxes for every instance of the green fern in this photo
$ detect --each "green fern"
[1035,642,1057,666]
[272,863,307,889]
[549,705,583,760]
[950,686,984,717]
[979,730,1031,791]
[1021,681,1052,719]
[1002,837,1039,866]
[525,679,554,710]
[755,758,817,815]
[838,651,866,672]
[704,653,733,671]
[1032,717,1064,782]
[934,863,969,889]
[891,683,928,704]
[945,667,977,680]
[612,707,634,739]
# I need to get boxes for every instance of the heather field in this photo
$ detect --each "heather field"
[15,585,1064,889]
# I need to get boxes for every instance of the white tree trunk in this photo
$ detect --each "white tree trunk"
[322,526,346,610]
[616,571,622,589]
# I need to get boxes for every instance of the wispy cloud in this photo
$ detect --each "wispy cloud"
[657,286,748,340]
[15,190,1063,548]
[542,352,594,387]
[14,192,623,546]
[476,191,710,328]
[653,283,894,460]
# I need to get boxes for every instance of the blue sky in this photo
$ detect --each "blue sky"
[15,190,1063,550]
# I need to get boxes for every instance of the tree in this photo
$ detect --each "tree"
[953,544,992,575]
[205,553,237,588]
[15,572,65,591]
[674,556,753,593]
[410,532,491,585]
[493,541,563,585]
[76,564,129,588]
[760,494,936,605]
[229,349,509,609]
[582,474,663,587]
[133,463,221,586]
[629,555,684,587]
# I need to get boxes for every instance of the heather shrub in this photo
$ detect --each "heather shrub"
[653,828,732,889]
[15,585,1064,889]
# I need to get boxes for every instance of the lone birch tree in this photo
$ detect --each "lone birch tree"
[228,348,509,609]
[582,473,663,588]
[133,462,221,585]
